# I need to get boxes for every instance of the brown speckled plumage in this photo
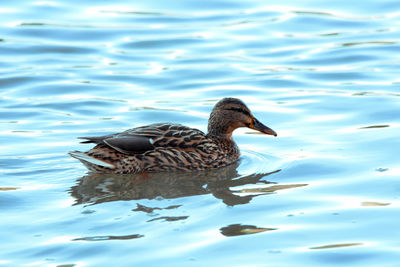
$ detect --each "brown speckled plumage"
[69,98,277,174]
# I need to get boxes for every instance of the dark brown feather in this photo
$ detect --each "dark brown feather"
[104,136,154,154]
[78,123,206,155]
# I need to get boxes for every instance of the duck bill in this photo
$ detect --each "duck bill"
[250,118,277,136]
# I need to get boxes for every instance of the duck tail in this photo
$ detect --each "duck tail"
[69,151,115,169]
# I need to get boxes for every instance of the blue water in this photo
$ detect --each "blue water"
[1,0,399,266]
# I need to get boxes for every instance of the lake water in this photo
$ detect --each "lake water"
[1,0,399,266]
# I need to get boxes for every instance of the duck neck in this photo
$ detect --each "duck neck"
[207,122,236,147]
[207,115,240,159]
[207,130,239,160]
[207,116,234,141]
[207,132,234,142]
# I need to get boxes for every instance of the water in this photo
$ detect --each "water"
[1,0,399,266]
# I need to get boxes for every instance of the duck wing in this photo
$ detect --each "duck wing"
[78,123,206,154]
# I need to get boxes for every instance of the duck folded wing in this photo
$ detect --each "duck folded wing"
[104,136,155,154]
[78,123,206,155]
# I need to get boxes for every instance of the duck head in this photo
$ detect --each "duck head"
[207,97,277,138]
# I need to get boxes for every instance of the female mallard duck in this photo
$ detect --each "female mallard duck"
[69,98,277,174]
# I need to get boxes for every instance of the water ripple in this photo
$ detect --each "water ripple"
[1,0,399,266]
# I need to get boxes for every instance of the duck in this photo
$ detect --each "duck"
[69,97,277,174]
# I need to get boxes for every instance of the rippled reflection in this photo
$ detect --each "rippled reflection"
[220,224,277,237]
[73,234,144,242]
[2,0,400,265]
[70,163,283,206]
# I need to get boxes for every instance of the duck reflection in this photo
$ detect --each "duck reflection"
[70,163,282,206]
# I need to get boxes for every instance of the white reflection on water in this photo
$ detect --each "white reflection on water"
[1,0,399,266]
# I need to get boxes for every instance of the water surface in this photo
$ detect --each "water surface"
[1,0,399,266]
